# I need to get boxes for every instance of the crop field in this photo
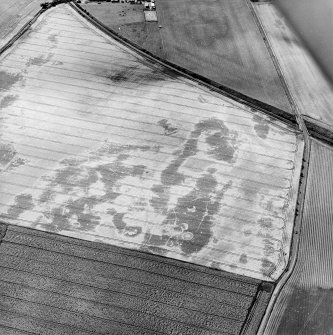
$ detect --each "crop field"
[254,3,333,130]
[0,0,45,48]
[156,0,292,113]
[0,4,303,281]
[81,2,165,57]
[264,139,333,335]
[0,223,270,335]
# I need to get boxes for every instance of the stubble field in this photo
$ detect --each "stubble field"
[156,0,293,113]
[0,0,45,48]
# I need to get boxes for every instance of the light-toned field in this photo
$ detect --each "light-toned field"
[81,2,164,57]
[0,4,303,281]
[254,3,333,130]
[156,0,292,113]
[0,0,45,49]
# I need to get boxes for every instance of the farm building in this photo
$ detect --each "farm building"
[0,0,332,334]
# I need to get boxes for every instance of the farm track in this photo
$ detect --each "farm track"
[260,140,333,335]
[0,3,45,55]
[248,2,333,333]
[252,2,333,146]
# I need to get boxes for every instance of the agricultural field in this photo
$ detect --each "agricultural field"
[0,223,272,335]
[254,3,333,130]
[0,0,45,48]
[81,2,165,57]
[155,0,293,113]
[264,139,333,335]
[0,4,303,281]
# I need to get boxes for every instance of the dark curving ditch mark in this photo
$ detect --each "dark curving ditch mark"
[158,119,178,136]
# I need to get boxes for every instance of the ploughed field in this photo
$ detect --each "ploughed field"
[0,4,303,281]
[0,223,273,335]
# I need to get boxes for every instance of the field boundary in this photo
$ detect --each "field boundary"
[245,0,297,116]
[247,3,316,333]
[0,7,45,56]
[69,2,299,129]
[2,1,333,145]
[70,2,333,147]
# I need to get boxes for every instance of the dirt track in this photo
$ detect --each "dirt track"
[254,3,333,130]
[0,0,45,49]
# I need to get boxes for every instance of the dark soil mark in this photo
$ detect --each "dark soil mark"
[109,210,142,237]
[196,119,238,162]
[39,189,54,204]
[0,71,23,91]
[7,157,27,170]
[158,119,178,136]
[0,194,34,220]
[150,184,169,213]
[253,114,270,139]
[182,8,230,50]
[102,64,167,84]
[151,118,237,214]
[96,143,160,156]
[155,65,179,78]
[37,143,152,233]
[48,34,58,44]
[96,155,146,202]
[26,54,52,67]
[206,131,236,162]
[258,217,273,229]
[52,163,97,193]
[146,172,233,255]
[45,197,101,232]
[0,143,16,167]
[264,238,275,257]
[132,164,146,177]
[261,258,277,277]
[0,94,18,109]
[239,253,248,264]
[198,95,208,104]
